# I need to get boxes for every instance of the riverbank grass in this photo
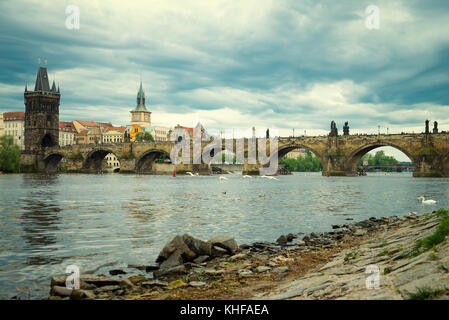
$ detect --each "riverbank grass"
[405,287,447,300]
[411,208,449,257]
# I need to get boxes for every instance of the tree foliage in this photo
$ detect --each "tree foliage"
[0,135,20,173]
[280,150,322,172]
[154,153,170,163]
[135,132,155,142]
[221,153,238,164]
[357,150,399,166]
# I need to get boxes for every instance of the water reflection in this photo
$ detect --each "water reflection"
[20,175,62,266]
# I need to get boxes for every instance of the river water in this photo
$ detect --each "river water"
[0,172,448,299]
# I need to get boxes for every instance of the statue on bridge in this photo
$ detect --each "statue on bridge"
[433,121,438,134]
[343,121,350,136]
[266,129,269,139]
[329,121,338,137]
[124,131,131,143]
[425,120,430,134]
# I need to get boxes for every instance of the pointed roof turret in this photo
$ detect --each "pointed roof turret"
[133,81,149,112]
[34,67,50,92]
[51,80,56,92]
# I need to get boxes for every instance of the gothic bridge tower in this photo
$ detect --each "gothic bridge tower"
[24,67,60,153]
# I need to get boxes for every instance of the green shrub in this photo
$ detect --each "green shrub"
[0,135,20,173]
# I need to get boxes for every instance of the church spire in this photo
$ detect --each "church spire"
[137,81,145,107]
[133,81,148,112]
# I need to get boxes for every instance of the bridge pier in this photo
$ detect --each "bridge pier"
[120,159,136,173]
[20,153,41,173]
[174,163,211,175]
[413,153,445,177]
[321,153,353,176]
[242,160,260,175]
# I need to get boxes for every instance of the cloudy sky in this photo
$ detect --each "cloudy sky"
[1,0,448,160]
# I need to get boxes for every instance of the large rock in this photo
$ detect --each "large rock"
[208,236,239,254]
[50,285,73,297]
[71,289,96,300]
[159,251,183,269]
[156,234,212,266]
[211,246,228,257]
[50,275,119,289]
[276,235,288,245]
[183,235,212,256]
[153,265,188,278]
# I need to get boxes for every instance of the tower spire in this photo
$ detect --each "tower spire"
[34,66,50,92]
[137,81,146,107]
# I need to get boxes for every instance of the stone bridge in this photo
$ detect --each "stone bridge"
[20,132,449,177]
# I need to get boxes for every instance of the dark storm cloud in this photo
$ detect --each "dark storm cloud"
[0,0,448,133]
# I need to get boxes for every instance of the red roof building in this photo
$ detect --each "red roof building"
[3,111,25,121]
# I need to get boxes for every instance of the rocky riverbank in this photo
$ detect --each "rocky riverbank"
[48,209,449,300]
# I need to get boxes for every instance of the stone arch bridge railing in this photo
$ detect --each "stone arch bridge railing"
[20,132,449,177]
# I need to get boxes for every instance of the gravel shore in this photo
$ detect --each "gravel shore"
[48,210,449,300]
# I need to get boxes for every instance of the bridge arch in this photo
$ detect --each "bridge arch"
[43,153,65,172]
[277,144,324,161]
[268,144,325,174]
[346,142,414,174]
[83,148,121,173]
[136,149,171,173]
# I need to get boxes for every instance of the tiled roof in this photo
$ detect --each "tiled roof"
[78,129,89,135]
[75,120,113,128]
[59,121,76,132]
[106,126,126,133]
[181,126,193,133]
[3,112,25,121]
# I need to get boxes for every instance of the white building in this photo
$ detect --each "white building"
[3,112,25,150]
[152,126,171,141]
[285,148,306,159]
[105,153,120,170]
[59,121,76,147]
[0,114,4,137]
[102,126,126,144]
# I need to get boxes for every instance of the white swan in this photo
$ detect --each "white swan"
[417,196,437,204]
[219,176,228,181]
[242,175,253,178]
[186,171,195,176]
[261,175,278,180]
